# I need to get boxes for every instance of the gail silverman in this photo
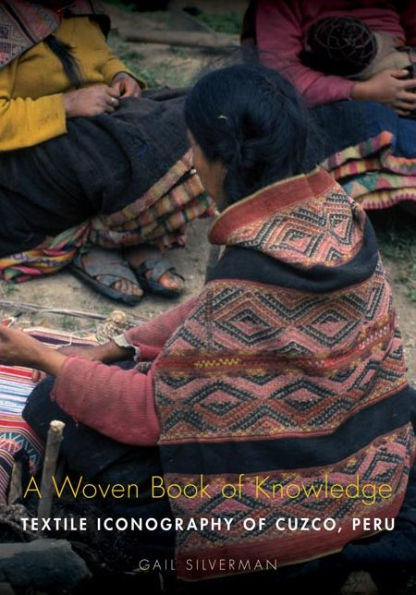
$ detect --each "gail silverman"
[137,559,279,572]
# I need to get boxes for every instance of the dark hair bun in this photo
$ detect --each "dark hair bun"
[185,64,314,205]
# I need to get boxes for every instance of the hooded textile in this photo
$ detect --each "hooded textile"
[153,167,416,580]
[0,0,109,69]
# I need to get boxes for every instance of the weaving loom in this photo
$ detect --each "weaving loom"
[0,328,95,504]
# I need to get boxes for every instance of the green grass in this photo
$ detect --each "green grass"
[104,1,241,34]
[105,2,240,87]
[108,34,159,86]
[1,282,18,296]
[196,11,242,35]
[108,33,198,87]
[169,46,190,60]
[369,209,416,302]
[62,316,78,331]
[136,11,170,26]
[99,304,118,317]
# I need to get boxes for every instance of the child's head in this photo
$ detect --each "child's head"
[185,64,312,207]
[303,16,377,76]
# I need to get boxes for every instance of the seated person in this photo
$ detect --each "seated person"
[1,64,415,591]
[245,0,416,212]
[0,0,214,303]
[252,0,416,111]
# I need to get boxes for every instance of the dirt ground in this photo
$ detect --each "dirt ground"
[0,0,415,384]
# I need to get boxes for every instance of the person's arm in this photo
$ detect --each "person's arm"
[0,59,68,152]
[30,296,199,383]
[350,69,416,116]
[255,0,354,106]
[0,326,160,445]
[51,356,159,445]
[122,296,199,360]
[0,57,123,151]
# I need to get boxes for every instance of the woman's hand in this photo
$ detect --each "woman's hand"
[0,326,44,368]
[111,73,142,98]
[63,85,121,118]
[351,69,416,116]
[0,326,66,376]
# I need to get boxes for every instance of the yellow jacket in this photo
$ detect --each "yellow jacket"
[0,16,136,152]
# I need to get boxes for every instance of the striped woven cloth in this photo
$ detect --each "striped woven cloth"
[0,328,95,503]
[0,151,214,283]
[323,130,416,210]
[310,99,416,211]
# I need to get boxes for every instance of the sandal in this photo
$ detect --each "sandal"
[68,247,143,306]
[131,257,184,297]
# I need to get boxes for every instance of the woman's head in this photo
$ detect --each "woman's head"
[185,64,313,207]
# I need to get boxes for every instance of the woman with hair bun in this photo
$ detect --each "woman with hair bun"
[1,64,415,590]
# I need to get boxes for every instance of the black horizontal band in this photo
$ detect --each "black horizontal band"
[160,386,415,475]
[208,217,378,293]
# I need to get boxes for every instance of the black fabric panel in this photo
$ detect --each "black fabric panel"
[0,94,188,256]
[160,386,415,475]
[208,217,378,292]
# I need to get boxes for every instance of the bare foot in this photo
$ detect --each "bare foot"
[111,277,143,299]
[123,245,184,294]
[79,251,143,300]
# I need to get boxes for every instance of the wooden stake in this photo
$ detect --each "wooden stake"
[37,420,65,520]
[7,460,22,505]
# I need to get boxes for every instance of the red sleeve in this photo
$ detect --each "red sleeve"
[256,0,354,106]
[51,356,160,446]
[124,296,198,360]
[400,0,416,46]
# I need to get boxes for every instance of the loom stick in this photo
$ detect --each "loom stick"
[0,299,145,322]
[37,421,65,520]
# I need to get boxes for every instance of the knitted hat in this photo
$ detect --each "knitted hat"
[303,16,377,76]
